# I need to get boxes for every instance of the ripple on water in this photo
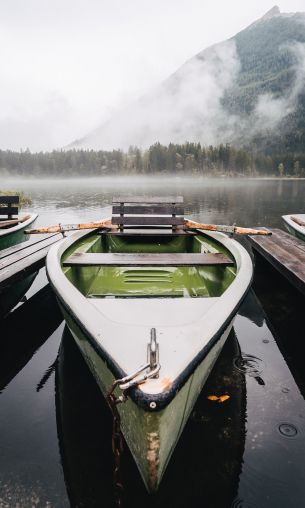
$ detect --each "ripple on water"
[231,499,261,508]
[233,353,265,377]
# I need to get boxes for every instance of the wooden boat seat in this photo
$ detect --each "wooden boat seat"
[111,196,185,233]
[63,252,234,266]
[0,195,19,220]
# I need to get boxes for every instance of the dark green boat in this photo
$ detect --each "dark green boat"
[46,197,252,491]
[0,195,38,316]
[0,195,37,251]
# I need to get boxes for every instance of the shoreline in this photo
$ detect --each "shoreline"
[1,173,305,181]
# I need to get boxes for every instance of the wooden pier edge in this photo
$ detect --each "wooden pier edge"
[248,228,305,297]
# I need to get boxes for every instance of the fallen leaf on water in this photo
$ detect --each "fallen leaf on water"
[207,394,230,403]
[219,395,230,402]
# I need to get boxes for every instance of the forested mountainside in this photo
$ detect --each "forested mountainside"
[223,7,305,153]
[72,7,305,157]
[225,8,305,113]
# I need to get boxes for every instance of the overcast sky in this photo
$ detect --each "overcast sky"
[0,0,304,151]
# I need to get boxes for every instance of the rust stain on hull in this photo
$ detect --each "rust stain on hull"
[147,431,160,492]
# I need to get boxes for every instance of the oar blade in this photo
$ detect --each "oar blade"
[184,220,271,236]
[25,218,117,234]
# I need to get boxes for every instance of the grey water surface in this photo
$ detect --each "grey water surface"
[0,177,305,507]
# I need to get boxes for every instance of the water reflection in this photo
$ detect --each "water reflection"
[251,255,305,398]
[56,327,246,508]
[0,284,62,392]
[0,283,67,506]
[0,271,38,318]
[234,291,305,508]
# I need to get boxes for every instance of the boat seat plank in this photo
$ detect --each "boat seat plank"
[0,195,19,219]
[104,229,193,236]
[63,252,234,267]
[112,196,183,203]
[112,204,184,215]
[112,195,184,232]
[112,216,184,226]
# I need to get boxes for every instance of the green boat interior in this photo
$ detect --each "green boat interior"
[62,232,236,299]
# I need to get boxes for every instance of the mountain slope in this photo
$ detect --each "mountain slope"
[71,6,305,154]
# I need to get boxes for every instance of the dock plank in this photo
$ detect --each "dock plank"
[248,228,305,296]
[0,233,60,260]
[0,234,62,270]
[0,234,63,289]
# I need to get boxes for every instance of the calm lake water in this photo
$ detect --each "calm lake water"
[1,177,305,507]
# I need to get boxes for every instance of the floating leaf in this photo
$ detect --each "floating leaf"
[218,395,230,403]
[207,394,230,403]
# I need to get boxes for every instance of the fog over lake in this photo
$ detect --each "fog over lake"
[2,176,304,230]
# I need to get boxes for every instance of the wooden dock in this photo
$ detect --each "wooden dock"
[248,228,305,296]
[0,233,63,290]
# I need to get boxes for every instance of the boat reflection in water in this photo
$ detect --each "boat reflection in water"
[0,271,38,318]
[56,326,246,507]
[0,283,63,391]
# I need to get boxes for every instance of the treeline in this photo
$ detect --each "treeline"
[0,143,305,177]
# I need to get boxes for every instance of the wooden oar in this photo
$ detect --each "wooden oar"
[291,216,305,228]
[0,214,32,229]
[26,217,271,236]
[25,218,117,234]
[184,220,271,236]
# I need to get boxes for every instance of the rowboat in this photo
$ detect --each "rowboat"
[282,214,305,242]
[0,195,37,251]
[46,196,253,492]
[0,213,38,250]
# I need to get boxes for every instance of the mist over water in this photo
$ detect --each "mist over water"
[2,176,304,229]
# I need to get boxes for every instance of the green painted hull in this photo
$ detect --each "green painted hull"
[0,223,32,251]
[56,327,246,506]
[60,301,232,491]
[285,223,305,242]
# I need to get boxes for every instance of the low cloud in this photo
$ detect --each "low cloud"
[77,39,305,152]
[250,42,305,134]
[77,40,241,149]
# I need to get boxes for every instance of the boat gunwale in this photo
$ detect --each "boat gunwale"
[46,225,253,412]
[282,214,305,237]
[0,213,38,237]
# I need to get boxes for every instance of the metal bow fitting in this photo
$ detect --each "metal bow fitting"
[108,328,161,396]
